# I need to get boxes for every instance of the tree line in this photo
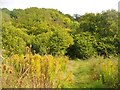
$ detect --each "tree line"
[1,7,119,59]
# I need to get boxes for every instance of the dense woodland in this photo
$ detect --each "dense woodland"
[1,7,120,58]
[0,7,119,88]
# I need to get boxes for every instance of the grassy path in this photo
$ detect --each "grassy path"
[69,60,104,88]
[70,60,92,88]
[74,61,91,88]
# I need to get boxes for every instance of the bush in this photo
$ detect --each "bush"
[99,58,118,88]
[67,32,97,59]
[32,28,74,56]
[90,57,118,88]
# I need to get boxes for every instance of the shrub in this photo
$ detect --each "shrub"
[90,57,118,88]
[67,32,97,59]
[32,28,74,56]
[99,58,118,88]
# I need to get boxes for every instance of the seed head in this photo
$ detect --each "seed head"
[9,70,12,74]
[3,64,7,71]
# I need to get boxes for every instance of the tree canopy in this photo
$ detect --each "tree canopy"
[1,8,119,59]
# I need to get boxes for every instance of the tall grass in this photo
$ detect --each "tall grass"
[1,48,118,88]
[71,56,118,88]
[2,52,73,88]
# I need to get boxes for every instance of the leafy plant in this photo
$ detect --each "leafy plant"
[2,48,73,88]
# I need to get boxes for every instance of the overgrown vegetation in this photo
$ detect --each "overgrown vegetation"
[70,56,118,88]
[1,8,119,59]
[2,47,73,88]
[1,51,118,88]
[0,7,119,88]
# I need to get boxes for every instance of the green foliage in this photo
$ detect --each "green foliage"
[49,29,74,55]
[67,32,96,59]
[32,28,74,55]
[1,7,119,88]
[2,8,119,59]
[95,37,117,57]
[78,13,96,33]
[99,59,118,88]
[70,57,118,88]
[76,10,119,57]
[32,32,52,55]
[90,57,118,88]
[10,7,74,33]
[2,22,26,55]
[2,11,12,22]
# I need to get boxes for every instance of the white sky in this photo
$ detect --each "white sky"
[0,0,119,15]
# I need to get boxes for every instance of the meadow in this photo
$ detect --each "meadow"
[1,8,119,88]
[1,49,118,88]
